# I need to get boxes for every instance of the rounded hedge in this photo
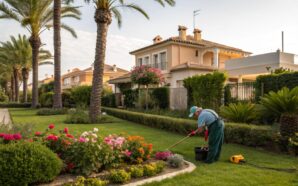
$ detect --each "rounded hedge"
[0,142,63,185]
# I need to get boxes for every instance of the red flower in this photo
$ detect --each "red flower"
[66,134,74,139]
[63,128,69,134]
[3,134,14,141]
[0,133,5,138]
[13,133,22,140]
[46,134,58,141]
[35,131,42,136]
[48,124,55,129]
[67,162,75,170]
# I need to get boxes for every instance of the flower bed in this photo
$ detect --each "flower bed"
[0,124,193,185]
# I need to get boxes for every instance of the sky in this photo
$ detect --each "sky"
[0,0,298,81]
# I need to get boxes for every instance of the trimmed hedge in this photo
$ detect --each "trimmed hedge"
[103,107,275,147]
[0,142,62,185]
[0,102,31,108]
[255,71,298,100]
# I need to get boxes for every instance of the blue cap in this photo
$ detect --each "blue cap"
[189,106,198,117]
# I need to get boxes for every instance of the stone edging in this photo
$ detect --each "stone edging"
[123,160,196,186]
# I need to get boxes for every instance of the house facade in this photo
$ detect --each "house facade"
[109,25,251,89]
[62,64,128,90]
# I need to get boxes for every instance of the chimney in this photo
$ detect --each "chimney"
[51,75,54,78]
[153,35,163,44]
[45,74,48,78]
[193,28,202,41]
[178,25,187,40]
[67,69,70,73]
[112,64,117,72]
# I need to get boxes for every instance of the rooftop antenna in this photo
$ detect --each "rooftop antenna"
[193,10,200,30]
[282,31,284,52]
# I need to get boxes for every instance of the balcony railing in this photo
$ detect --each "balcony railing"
[138,62,167,71]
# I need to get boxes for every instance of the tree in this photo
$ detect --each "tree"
[84,0,175,122]
[0,35,52,102]
[0,0,80,107]
[53,0,81,108]
[131,65,164,110]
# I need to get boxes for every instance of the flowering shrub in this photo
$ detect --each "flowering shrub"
[131,65,164,86]
[155,151,173,161]
[124,136,153,164]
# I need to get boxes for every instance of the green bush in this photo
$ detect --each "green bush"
[152,87,169,109]
[103,108,275,147]
[40,91,54,107]
[155,161,166,173]
[129,165,144,178]
[64,176,108,186]
[123,89,138,108]
[136,90,156,109]
[62,91,75,108]
[39,81,54,94]
[183,72,227,111]
[36,108,68,116]
[0,102,31,108]
[220,102,258,123]
[0,89,8,102]
[167,154,184,168]
[255,71,298,100]
[65,109,114,124]
[0,142,62,185]
[143,163,157,177]
[71,85,92,107]
[102,94,116,107]
[109,169,131,184]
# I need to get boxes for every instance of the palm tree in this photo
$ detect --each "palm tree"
[85,0,175,122]
[53,0,81,108]
[0,0,80,107]
[0,35,53,102]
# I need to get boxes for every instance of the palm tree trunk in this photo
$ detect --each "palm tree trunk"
[53,0,62,108]
[29,36,41,108]
[13,68,19,103]
[22,68,29,103]
[89,9,112,123]
[11,75,15,102]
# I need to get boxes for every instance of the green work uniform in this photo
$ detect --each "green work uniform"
[197,109,224,163]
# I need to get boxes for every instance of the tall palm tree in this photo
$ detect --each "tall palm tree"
[0,35,53,102]
[85,0,175,122]
[0,0,80,107]
[53,0,81,108]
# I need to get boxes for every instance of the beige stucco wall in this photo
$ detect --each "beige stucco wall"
[171,45,199,67]
[226,51,298,78]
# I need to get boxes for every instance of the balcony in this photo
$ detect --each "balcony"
[137,62,168,71]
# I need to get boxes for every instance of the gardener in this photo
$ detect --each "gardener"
[189,106,224,163]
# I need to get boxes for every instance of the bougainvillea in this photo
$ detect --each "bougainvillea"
[131,65,164,86]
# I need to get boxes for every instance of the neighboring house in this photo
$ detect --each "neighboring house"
[109,25,251,90]
[226,50,298,82]
[62,64,128,91]
[28,75,54,90]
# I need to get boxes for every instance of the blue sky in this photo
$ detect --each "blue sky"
[0,0,298,80]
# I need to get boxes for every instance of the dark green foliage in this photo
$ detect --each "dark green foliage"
[224,85,233,105]
[0,142,62,186]
[127,108,189,119]
[0,89,8,102]
[39,81,54,94]
[0,102,31,108]
[40,92,54,107]
[183,72,227,111]
[36,108,68,116]
[102,94,116,107]
[65,109,114,124]
[152,87,169,109]
[62,91,75,108]
[103,108,275,147]
[123,89,138,108]
[220,102,258,123]
[255,71,298,101]
[71,85,92,107]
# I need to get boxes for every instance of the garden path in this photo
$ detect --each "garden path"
[0,109,12,126]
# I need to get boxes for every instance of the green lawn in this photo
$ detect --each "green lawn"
[9,108,298,186]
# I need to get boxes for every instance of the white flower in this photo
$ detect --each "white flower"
[81,132,88,137]
[92,134,98,138]
[85,138,90,142]
[102,112,107,115]
[93,128,99,132]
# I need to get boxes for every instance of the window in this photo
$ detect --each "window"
[63,78,70,85]
[144,56,150,65]
[160,52,167,70]
[295,55,298,65]
[153,54,159,68]
[195,50,199,57]
[73,76,80,83]
[137,58,143,66]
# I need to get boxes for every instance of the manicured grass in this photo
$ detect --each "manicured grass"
[9,108,298,186]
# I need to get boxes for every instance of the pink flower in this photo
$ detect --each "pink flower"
[48,124,55,129]
[13,133,22,140]
[0,133,5,138]
[66,134,74,139]
[64,128,69,134]
[79,137,86,143]
[35,131,42,136]
[124,150,132,157]
[155,151,173,161]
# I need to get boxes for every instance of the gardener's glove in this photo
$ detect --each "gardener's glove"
[189,130,197,136]
[204,130,209,141]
